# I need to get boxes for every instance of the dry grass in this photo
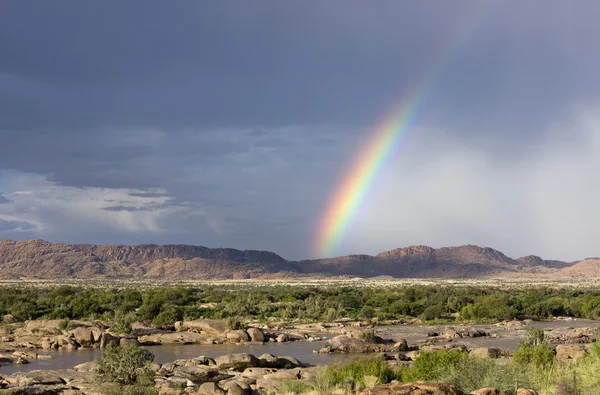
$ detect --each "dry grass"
[2,277,600,290]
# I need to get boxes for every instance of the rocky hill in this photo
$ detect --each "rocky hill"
[557,258,600,278]
[0,240,294,280]
[0,239,585,280]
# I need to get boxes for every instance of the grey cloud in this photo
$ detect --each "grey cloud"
[0,219,36,231]
[2,1,599,131]
[101,203,176,212]
[0,193,9,204]
[2,1,600,260]
[128,192,168,198]
[102,206,144,212]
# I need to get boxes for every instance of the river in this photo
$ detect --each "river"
[2,318,599,375]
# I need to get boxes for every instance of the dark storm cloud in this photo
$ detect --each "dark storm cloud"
[2,0,597,132]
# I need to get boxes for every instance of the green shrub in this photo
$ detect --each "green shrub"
[357,329,378,343]
[401,349,468,382]
[360,306,375,319]
[324,356,399,387]
[151,304,182,328]
[95,342,155,385]
[105,385,157,395]
[512,344,555,369]
[524,328,545,347]
[227,317,246,330]
[440,356,530,393]
[58,318,72,331]
[108,311,136,335]
[276,379,311,394]
[421,304,446,321]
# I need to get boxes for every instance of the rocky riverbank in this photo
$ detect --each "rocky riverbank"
[0,318,330,365]
[1,318,599,394]
[0,352,311,394]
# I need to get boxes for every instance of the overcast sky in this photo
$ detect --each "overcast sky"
[1,1,600,261]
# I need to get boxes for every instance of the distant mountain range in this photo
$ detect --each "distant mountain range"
[0,239,597,280]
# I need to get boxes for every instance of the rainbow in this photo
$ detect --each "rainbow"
[313,5,494,258]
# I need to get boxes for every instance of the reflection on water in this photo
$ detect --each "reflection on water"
[2,319,599,375]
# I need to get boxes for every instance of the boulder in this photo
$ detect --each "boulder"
[73,361,97,373]
[174,321,183,331]
[325,335,373,353]
[276,356,303,369]
[393,338,408,351]
[2,314,18,323]
[222,381,250,395]
[246,327,265,342]
[258,353,279,368]
[171,365,231,383]
[198,382,226,395]
[55,335,79,350]
[99,332,120,348]
[276,333,289,343]
[555,344,586,362]
[4,371,66,386]
[180,319,228,336]
[215,353,259,371]
[40,339,57,350]
[566,327,600,342]
[241,367,279,380]
[226,330,250,342]
[70,327,94,348]
[0,384,72,394]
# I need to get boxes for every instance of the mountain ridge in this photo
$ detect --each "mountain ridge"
[0,239,586,280]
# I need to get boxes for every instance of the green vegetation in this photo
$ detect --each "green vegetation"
[1,284,600,326]
[357,329,378,343]
[440,356,529,393]
[95,342,155,385]
[324,356,399,387]
[276,380,312,394]
[58,318,72,331]
[227,317,246,330]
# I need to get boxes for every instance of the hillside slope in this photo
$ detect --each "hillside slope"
[0,239,586,280]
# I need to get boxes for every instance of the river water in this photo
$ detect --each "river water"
[2,319,599,375]
[0,340,347,375]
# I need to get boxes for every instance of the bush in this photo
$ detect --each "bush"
[227,317,246,330]
[421,304,446,321]
[524,328,545,347]
[151,304,182,328]
[277,379,311,394]
[401,349,468,382]
[512,344,555,369]
[95,342,155,385]
[108,311,136,335]
[58,318,72,331]
[324,356,399,387]
[360,306,375,319]
[358,329,378,343]
[440,356,530,393]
